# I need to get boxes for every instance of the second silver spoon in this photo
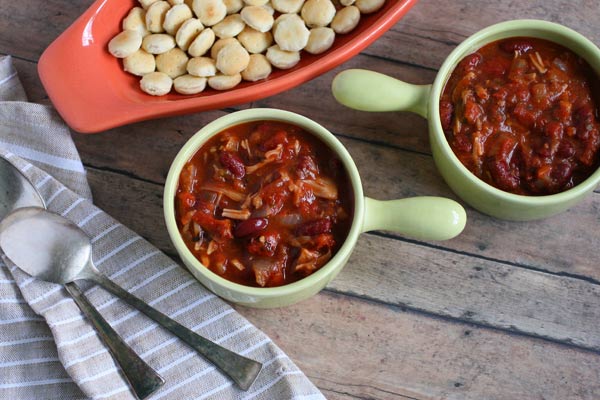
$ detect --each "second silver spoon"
[0,206,262,390]
[0,157,164,399]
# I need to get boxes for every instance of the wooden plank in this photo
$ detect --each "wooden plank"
[81,114,600,272]
[237,291,600,400]
[369,1,600,70]
[86,167,600,351]
[345,136,600,281]
[76,109,235,185]
[86,168,175,253]
[82,129,600,283]
[0,0,92,61]
[330,233,600,351]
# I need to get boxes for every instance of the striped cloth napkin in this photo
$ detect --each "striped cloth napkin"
[0,55,325,400]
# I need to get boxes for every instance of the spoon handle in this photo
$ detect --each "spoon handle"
[65,282,165,399]
[93,275,262,390]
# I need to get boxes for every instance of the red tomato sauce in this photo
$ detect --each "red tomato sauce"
[175,121,353,287]
[440,37,600,195]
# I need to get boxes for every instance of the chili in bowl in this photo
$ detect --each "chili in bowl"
[164,108,466,308]
[175,120,354,288]
[332,20,600,221]
[439,37,600,197]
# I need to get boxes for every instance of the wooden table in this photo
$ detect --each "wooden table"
[3,0,600,398]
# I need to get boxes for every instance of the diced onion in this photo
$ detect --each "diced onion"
[302,177,338,200]
[222,208,251,220]
[278,213,302,226]
[201,184,245,201]
[252,258,276,287]
[207,240,218,255]
[245,158,273,174]
[231,259,245,271]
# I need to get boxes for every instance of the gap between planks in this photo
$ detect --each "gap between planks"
[326,233,600,353]
[91,164,600,354]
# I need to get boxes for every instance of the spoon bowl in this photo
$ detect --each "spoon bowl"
[0,207,92,283]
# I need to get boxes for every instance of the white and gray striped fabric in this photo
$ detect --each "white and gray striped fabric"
[0,55,325,400]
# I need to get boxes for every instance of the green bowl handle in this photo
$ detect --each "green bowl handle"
[362,197,467,240]
[331,69,431,118]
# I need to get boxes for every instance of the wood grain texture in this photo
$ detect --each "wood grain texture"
[0,0,90,61]
[237,292,600,400]
[86,164,600,352]
[330,234,600,351]
[3,0,600,398]
[83,131,600,281]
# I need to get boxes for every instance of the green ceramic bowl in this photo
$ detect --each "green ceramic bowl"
[164,108,466,308]
[332,19,600,221]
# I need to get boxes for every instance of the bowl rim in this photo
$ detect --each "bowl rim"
[163,108,365,298]
[428,19,600,205]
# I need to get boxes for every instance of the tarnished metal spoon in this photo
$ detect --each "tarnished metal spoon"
[0,157,164,399]
[0,206,263,390]
[0,157,46,216]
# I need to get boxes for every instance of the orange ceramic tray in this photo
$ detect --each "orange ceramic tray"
[38,0,418,133]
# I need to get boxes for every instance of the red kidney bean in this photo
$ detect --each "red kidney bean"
[488,159,519,192]
[297,155,318,179]
[297,218,332,236]
[551,161,574,188]
[535,141,552,158]
[247,231,280,257]
[453,133,472,153]
[513,102,539,128]
[557,139,576,158]
[481,56,511,77]
[261,130,288,151]
[234,217,268,237]
[575,105,595,123]
[439,100,454,131]
[220,151,245,178]
[458,53,482,72]
[499,38,533,54]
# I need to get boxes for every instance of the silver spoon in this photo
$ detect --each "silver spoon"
[0,156,46,215]
[0,206,263,390]
[0,157,164,399]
